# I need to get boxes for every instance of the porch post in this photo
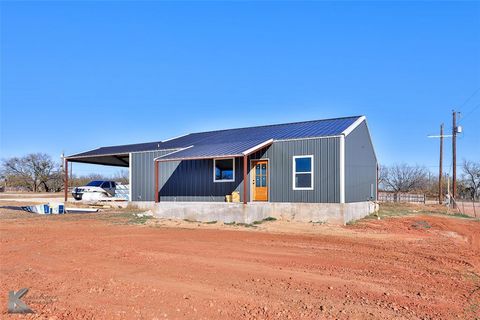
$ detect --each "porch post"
[154,160,159,203]
[243,155,248,204]
[64,159,68,202]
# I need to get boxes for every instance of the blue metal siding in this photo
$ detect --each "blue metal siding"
[131,150,178,201]
[345,121,377,202]
[132,129,377,203]
[249,138,340,203]
[158,158,245,202]
[131,137,341,203]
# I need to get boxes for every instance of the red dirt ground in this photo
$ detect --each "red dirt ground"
[0,204,479,319]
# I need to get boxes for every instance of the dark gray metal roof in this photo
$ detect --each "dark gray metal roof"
[67,116,361,164]
[67,141,164,159]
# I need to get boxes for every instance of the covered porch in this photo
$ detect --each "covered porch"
[153,139,273,205]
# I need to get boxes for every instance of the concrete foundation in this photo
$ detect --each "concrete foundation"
[134,201,378,225]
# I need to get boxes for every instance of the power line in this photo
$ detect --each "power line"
[459,102,480,123]
[458,87,480,112]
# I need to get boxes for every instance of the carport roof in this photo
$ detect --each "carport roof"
[67,141,164,158]
[66,115,363,165]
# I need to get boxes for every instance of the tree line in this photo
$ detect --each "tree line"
[0,153,128,192]
[379,161,480,200]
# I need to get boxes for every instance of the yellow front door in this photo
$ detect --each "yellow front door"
[253,160,268,201]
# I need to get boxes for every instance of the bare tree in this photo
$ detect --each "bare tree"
[380,163,429,193]
[112,170,129,184]
[1,153,131,192]
[1,153,62,192]
[462,160,480,200]
[378,165,388,188]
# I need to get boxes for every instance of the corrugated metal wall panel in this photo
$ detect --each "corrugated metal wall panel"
[345,121,377,202]
[251,137,340,203]
[158,158,244,202]
[131,150,178,201]
[132,137,341,203]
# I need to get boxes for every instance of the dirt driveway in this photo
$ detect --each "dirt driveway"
[0,203,479,319]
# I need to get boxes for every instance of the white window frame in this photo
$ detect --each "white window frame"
[213,158,235,183]
[292,155,314,190]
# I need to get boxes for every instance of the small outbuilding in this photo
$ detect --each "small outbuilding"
[66,115,378,224]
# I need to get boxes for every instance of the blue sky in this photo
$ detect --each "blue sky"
[1,1,479,176]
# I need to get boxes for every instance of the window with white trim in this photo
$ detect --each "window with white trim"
[293,155,314,190]
[213,158,235,182]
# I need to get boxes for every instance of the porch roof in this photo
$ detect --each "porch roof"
[155,139,274,162]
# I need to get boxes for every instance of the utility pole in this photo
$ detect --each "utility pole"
[452,110,457,206]
[438,123,443,204]
[428,124,452,204]
[447,173,450,196]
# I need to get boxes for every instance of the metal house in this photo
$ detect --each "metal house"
[66,116,378,224]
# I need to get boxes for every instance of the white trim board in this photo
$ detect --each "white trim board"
[130,148,180,155]
[292,155,314,191]
[153,146,194,161]
[128,153,132,202]
[342,116,366,136]
[242,139,274,156]
[213,158,236,183]
[339,135,345,204]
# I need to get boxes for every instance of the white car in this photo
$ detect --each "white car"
[72,180,116,200]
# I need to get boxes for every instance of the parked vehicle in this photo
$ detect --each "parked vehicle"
[72,180,116,200]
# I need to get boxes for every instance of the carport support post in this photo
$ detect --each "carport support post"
[243,155,247,204]
[64,159,68,202]
[154,160,159,203]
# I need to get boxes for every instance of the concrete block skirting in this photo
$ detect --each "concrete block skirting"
[134,201,378,225]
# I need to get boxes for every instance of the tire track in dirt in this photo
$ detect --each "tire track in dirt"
[1,209,479,319]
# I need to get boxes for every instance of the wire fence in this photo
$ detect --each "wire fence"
[450,198,478,218]
[378,192,426,204]
[378,192,478,218]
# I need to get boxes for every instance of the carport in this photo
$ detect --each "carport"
[64,141,164,201]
